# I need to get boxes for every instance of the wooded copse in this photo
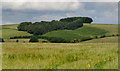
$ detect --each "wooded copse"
[17,17,93,35]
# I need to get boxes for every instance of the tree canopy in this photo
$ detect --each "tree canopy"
[17,17,93,35]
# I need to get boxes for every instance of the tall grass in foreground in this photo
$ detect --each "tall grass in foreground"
[2,42,118,69]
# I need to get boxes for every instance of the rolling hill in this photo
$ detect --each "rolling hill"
[1,23,118,42]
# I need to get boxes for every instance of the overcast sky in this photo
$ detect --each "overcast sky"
[1,1,118,25]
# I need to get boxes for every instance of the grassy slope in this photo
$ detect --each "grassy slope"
[83,36,118,43]
[2,24,18,29]
[87,24,118,35]
[2,24,32,39]
[42,24,118,41]
[1,24,118,40]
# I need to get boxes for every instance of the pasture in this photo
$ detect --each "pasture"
[2,40,118,69]
[1,24,32,39]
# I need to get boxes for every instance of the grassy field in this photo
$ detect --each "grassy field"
[2,36,118,69]
[42,24,118,42]
[83,36,118,43]
[1,23,118,69]
[2,44,118,69]
[87,24,118,35]
[42,25,108,41]
[1,24,32,39]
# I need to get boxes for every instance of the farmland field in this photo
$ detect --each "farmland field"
[1,24,118,69]
[2,41,118,69]
[42,24,118,41]
[1,24,32,39]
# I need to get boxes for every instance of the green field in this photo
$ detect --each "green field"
[1,23,118,69]
[2,37,118,69]
[42,25,107,41]
[87,24,118,35]
[42,24,118,41]
[2,24,118,41]
[84,36,118,43]
[2,24,32,39]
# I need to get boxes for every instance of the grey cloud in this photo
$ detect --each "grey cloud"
[2,2,118,25]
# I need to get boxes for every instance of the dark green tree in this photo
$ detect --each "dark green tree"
[82,17,93,23]
[29,35,39,42]
[16,39,19,42]
[17,22,32,31]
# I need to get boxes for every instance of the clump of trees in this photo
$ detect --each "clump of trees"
[60,17,93,23]
[17,22,32,31]
[17,17,93,35]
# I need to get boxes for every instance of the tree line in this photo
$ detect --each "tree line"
[17,17,93,35]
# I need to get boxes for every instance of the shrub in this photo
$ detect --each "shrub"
[16,40,19,42]
[0,38,4,42]
[94,36,98,39]
[10,36,32,39]
[100,35,106,38]
[48,37,65,43]
[107,35,112,37]
[116,34,120,36]
[10,37,14,39]
[112,34,115,36]
[45,37,70,43]
[80,37,93,42]
[29,35,39,42]
[71,39,80,43]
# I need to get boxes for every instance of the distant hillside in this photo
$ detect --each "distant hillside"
[1,24,118,43]
[2,24,32,39]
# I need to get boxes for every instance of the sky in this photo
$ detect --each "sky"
[1,0,119,25]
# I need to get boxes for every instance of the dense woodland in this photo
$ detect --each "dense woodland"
[17,17,93,35]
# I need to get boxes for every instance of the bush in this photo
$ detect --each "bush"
[44,37,70,43]
[72,39,80,43]
[112,34,115,36]
[94,36,98,39]
[16,40,19,42]
[80,37,93,42]
[116,34,120,36]
[10,36,31,39]
[107,35,112,37]
[0,38,4,42]
[29,35,39,42]
[100,35,106,38]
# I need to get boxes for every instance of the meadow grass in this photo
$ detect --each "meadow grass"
[2,24,18,29]
[2,29,32,39]
[87,24,118,35]
[1,24,32,39]
[83,36,118,43]
[2,36,118,69]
